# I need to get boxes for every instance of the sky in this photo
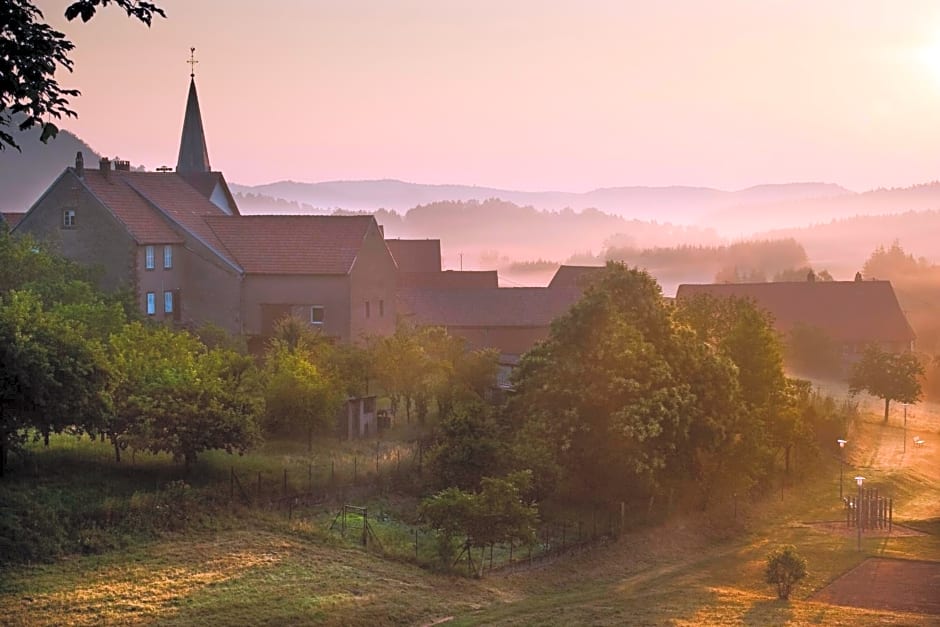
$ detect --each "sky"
[32,0,940,191]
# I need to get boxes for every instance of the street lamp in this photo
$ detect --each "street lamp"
[903,404,908,453]
[837,439,847,499]
[855,476,865,551]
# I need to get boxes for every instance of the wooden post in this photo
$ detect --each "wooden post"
[341,506,346,537]
[414,528,418,559]
[362,508,368,546]
[308,463,313,492]
[288,499,293,520]
[489,543,494,570]
[375,442,380,475]
[257,471,262,499]
[509,541,513,563]
[354,456,358,484]
[230,466,234,500]
[283,468,288,495]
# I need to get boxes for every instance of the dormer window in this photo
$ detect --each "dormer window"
[145,245,155,270]
[62,209,76,228]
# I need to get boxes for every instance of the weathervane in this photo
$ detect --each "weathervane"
[187,47,198,78]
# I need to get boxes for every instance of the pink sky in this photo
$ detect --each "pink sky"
[33,0,940,191]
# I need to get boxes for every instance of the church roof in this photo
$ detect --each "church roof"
[675,281,916,344]
[176,78,211,173]
[205,214,377,275]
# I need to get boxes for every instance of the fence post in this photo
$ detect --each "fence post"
[509,541,513,563]
[362,508,368,546]
[230,466,234,501]
[354,456,358,484]
[283,468,288,495]
[257,471,262,500]
[414,528,418,559]
[308,463,312,493]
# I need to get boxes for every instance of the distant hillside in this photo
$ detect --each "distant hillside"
[230,179,849,224]
[706,182,940,235]
[759,209,940,275]
[0,124,101,212]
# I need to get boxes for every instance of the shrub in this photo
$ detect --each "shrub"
[764,544,807,600]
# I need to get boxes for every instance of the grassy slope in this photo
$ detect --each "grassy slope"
[1,412,937,626]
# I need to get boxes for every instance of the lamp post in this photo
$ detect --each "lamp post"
[903,404,908,453]
[855,476,865,551]
[837,439,847,499]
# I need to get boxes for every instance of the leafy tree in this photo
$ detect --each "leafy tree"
[264,345,344,452]
[764,545,807,600]
[510,264,741,505]
[1,0,164,150]
[0,290,108,474]
[426,399,507,491]
[108,323,259,467]
[848,345,924,423]
[420,472,538,575]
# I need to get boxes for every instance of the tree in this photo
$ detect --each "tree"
[108,323,259,468]
[0,290,108,475]
[848,345,923,423]
[785,323,842,379]
[509,263,742,505]
[264,345,344,452]
[426,399,507,491]
[764,545,807,600]
[2,0,164,150]
[420,472,538,576]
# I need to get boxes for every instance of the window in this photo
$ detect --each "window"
[379,299,385,317]
[163,245,173,269]
[145,245,155,270]
[310,305,325,325]
[146,292,155,315]
[164,291,173,314]
[62,209,76,228]
[365,301,371,318]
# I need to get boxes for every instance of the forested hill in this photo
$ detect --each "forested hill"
[759,209,940,273]
[0,125,100,213]
[231,179,848,223]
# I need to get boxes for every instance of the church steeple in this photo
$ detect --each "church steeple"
[176,49,211,173]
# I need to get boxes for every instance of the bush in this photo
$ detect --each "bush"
[764,545,807,600]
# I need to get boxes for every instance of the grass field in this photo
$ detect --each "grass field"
[1,407,938,625]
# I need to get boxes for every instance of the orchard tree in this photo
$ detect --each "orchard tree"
[108,323,260,467]
[0,290,108,475]
[2,0,164,150]
[849,345,923,423]
[264,345,344,452]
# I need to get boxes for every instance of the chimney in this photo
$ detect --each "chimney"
[114,159,131,171]
[99,157,111,179]
[75,151,84,178]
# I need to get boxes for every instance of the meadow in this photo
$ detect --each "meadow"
[0,407,938,626]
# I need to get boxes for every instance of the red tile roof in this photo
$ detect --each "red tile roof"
[120,172,236,266]
[79,170,184,245]
[399,287,582,327]
[386,239,441,272]
[398,270,499,289]
[205,214,375,275]
[549,265,606,289]
[675,281,915,344]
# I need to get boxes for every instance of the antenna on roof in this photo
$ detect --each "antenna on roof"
[187,47,198,78]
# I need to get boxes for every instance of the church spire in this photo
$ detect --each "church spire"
[176,48,211,173]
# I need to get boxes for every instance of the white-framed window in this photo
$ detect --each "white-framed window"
[310,305,325,325]
[379,299,385,317]
[164,290,173,314]
[365,300,371,318]
[62,209,76,228]
[145,245,155,270]
[146,292,155,315]
[163,245,173,269]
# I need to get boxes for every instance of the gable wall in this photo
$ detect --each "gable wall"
[241,274,351,341]
[15,171,136,291]
[349,222,397,340]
